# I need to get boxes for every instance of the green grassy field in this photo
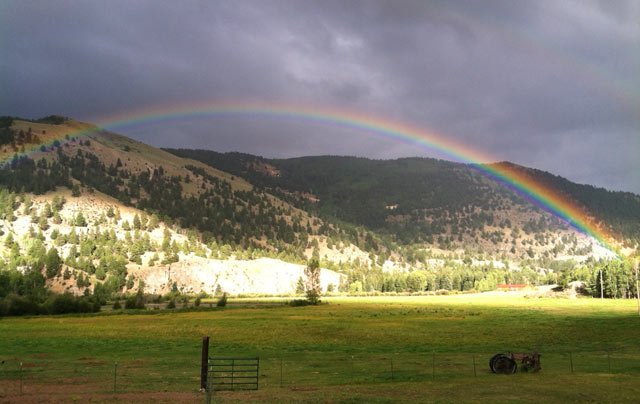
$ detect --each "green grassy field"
[1,294,639,402]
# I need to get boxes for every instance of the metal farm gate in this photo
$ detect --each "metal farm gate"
[207,357,260,391]
[201,336,259,402]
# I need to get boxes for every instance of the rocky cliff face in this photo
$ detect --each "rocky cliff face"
[134,257,343,295]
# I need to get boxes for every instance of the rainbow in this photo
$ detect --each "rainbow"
[3,101,619,253]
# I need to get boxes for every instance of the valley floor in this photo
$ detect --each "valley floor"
[0,295,639,402]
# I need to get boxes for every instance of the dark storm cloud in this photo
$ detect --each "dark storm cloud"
[1,0,638,193]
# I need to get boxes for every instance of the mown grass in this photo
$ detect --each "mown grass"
[1,294,639,402]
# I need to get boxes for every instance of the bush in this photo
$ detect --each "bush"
[124,294,145,310]
[289,299,309,307]
[167,299,176,309]
[2,294,42,316]
[45,293,97,314]
[0,293,100,316]
[216,293,228,307]
[112,300,121,310]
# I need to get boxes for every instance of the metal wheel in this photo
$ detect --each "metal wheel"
[489,353,504,372]
[492,355,517,374]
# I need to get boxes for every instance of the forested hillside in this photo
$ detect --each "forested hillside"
[167,149,639,255]
[0,117,638,317]
[488,162,640,243]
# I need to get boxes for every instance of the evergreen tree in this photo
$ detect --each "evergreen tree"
[74,212,87,227]
[304,258,321,305]
[71,184,81,197]
[133,214,141,230]
[43,203,53,218]
[44,247,62,278]
[295,276,305,294]
[95,266,106,281]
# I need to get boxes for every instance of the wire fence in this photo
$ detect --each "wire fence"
[2,350,640,397]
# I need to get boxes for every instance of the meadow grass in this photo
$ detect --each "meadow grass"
[0,294,639,402]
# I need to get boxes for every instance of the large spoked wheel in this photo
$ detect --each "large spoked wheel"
[491,354,517,374]
[489,353,504,371]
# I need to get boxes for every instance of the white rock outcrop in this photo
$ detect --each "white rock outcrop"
[135,257,343,295]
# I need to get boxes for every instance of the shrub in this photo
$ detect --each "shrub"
[2,294,42,316]
[289,299,309,307]
[124,292,146,310]
[45,293,96,314]
[216,293,228,307]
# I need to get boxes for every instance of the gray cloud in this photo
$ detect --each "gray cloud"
[1,0,638,193]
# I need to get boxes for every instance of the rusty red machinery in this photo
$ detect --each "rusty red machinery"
[490,352,541,374]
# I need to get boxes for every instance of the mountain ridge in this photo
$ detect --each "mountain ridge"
[0,116,637,315]
[166,148,638,250]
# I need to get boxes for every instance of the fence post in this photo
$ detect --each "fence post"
[472,355,477,377]
[390,358,394,381]
[569,352,574,373]
[200,336,210,391]
[350,355,354,377]
[113,362,117,393]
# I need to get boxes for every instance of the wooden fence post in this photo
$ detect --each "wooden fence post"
[390,358,394,380]
[201,336,210,391]
[473,355,477,377]
[569,352,574,373]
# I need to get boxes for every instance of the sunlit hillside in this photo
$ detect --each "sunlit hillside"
[0,116,637,316]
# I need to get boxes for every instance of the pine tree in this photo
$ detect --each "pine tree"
[133,214,141,230]
[304,258,321,305]
[44,247,62,278]
[162,228,171,252]
[74,212,87,227]
[38,215,49,231]
[52,211,62,224]
[4,233,15,248]
[295,276,305,294]
[95,266,106,281]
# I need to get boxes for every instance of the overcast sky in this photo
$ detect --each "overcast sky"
[1,0,638,193]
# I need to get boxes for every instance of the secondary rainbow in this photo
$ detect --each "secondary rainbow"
[4,101,618,252]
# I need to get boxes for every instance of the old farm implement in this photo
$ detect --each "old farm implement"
[490,352,541,374]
